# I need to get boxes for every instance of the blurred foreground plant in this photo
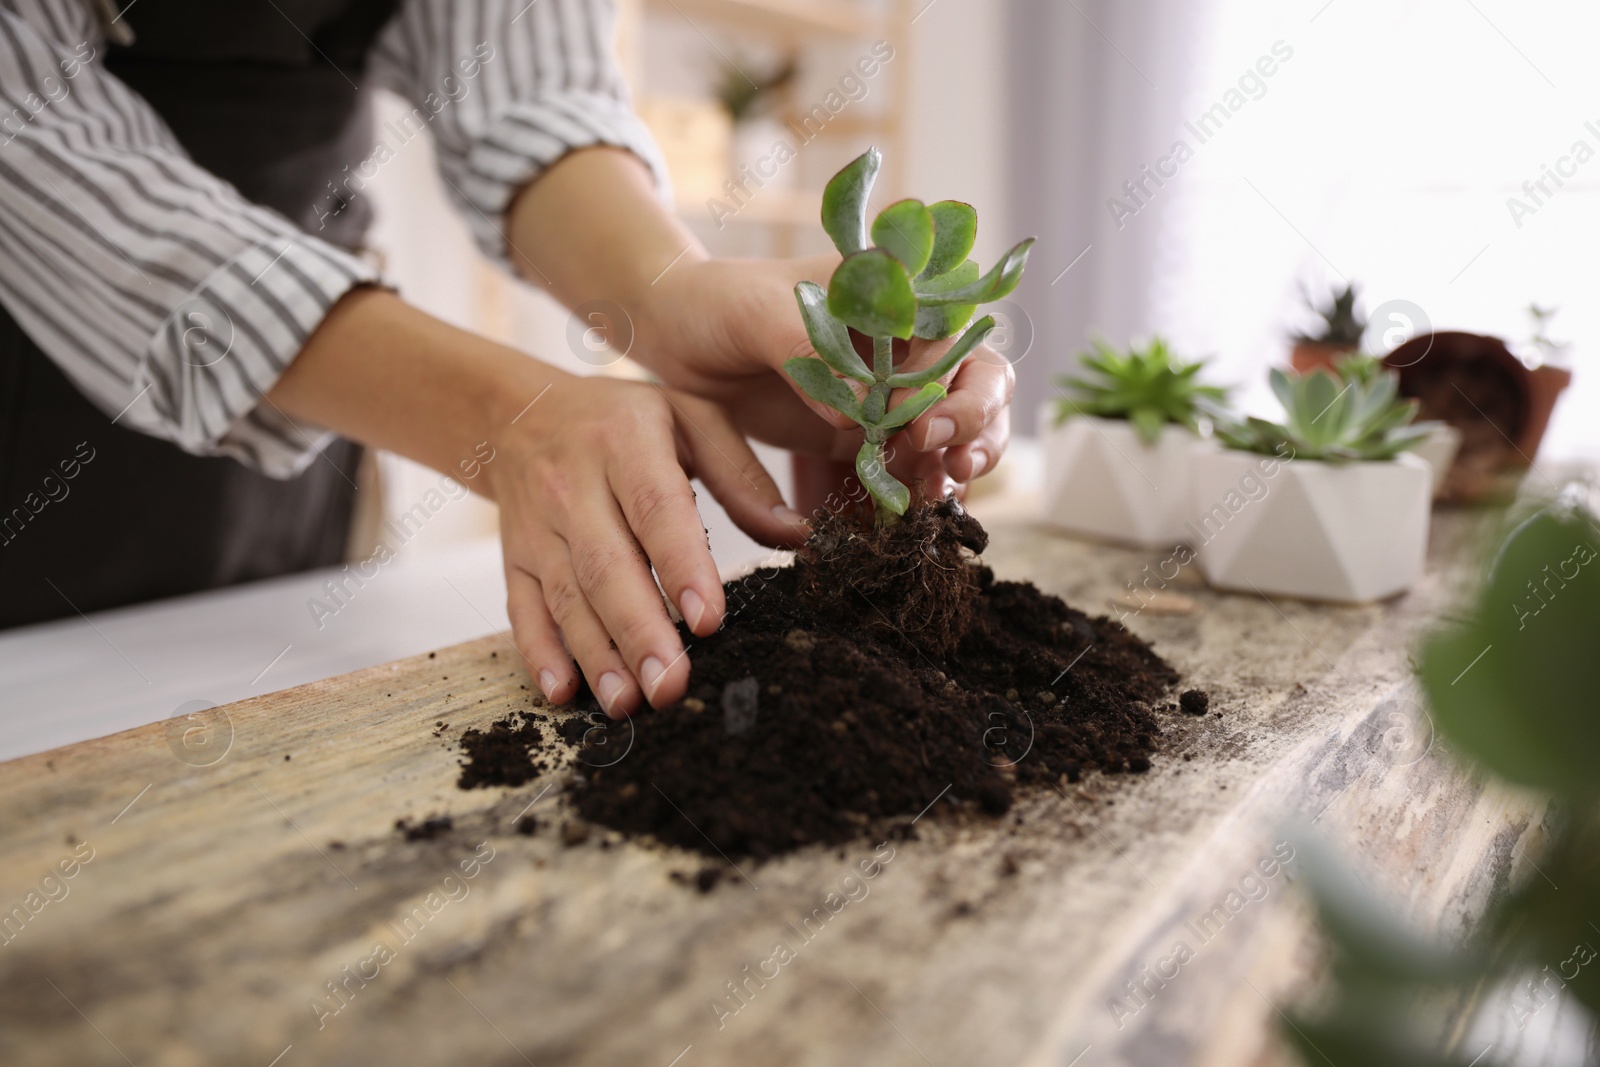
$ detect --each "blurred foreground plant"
[1285,496,1600,1066]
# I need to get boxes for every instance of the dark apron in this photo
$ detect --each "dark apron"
[0,0,396,629]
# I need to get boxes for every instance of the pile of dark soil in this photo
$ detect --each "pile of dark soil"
[456,500,1186,860]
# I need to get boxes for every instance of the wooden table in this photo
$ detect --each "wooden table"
[0,502,1547,1067]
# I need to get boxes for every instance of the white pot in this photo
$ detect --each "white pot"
[1040,408,1198,548]
[1412,423,1461,500]
[1188,449,1431,603]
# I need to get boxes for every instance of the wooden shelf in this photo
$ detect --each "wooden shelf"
[644,0,885,40]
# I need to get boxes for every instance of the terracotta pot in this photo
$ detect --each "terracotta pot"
[1382,331,1572,503]
[1289,340,1359,375]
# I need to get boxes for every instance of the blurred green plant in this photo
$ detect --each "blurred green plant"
[1329,350,1386,387]
[1285,498,1600,1066]
[783,147,1034,522]
[1215,367,1434,462]
[1526,303,1572,369]
[1293,281,1366,347]
[713,53,798,124]
[1049,336,1229,444]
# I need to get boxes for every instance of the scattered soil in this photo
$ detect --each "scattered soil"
[452,499,1193,860]
[396,815,453,841]
[456,710,553,789]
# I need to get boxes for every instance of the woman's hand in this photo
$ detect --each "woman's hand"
[638,255,1016,504]
[271,288,804,720]
[487,375,806,718]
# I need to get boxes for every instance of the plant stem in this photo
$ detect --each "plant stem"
[872,335,893,380]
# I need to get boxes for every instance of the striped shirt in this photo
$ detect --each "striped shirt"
[0,0,665,477]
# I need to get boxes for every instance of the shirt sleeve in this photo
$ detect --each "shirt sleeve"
[366,0,670,265]
[0,1,383,478]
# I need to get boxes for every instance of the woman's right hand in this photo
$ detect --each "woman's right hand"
[486,375,807,718]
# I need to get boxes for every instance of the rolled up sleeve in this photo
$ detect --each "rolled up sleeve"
[0,2,382,477]
[368,0,670,263]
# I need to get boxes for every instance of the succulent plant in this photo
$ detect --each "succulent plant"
[1215,367,1434,462]
[783,148,1035,522]
[1328,350,1386,387]
[1051,335,1229,444]
[1292,281,1366,347]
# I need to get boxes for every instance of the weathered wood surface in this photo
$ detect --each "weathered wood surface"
[0,503,1550,1067]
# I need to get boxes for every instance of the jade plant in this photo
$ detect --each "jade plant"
[1050,335,1230,444]
[1215,367,1434,462]
[1293,281,1366,347]
[783,148,1035,523]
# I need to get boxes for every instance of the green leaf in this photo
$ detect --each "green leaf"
[1417,506,1600,800]
[820,148,881,257]
[888,315,996,388]
[1282,1011,1479,1067]
[828,249,917,340]
[855,440,909,515]
[870,199,935,276]
[913,237,1035,306]
[1293,832,1479,986]
[1129,406,1167,444]
[872,383,945,432]
[1269,366,1297,412]
[793,282,873,383]
[912,302,977,341]
[920,200,977,279]
[783,356,863,422]
[910,258,978,339]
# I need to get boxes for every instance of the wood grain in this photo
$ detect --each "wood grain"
[0,506,1550,1067]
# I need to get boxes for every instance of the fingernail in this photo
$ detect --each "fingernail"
[772,504,808,529]
[538,669,558,699]
[968,447,989,479]
[680,588,706,631]
[924,416,956,450]
[597,671,627,717]
[639,656,666,701]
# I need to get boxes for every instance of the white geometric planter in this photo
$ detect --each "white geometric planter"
[1188,449,1431,603]
[1040,408,1198,548]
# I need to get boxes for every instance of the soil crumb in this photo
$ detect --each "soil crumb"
[457,710,552,789]
[396,815,453,841]
[1179,689,1210,715]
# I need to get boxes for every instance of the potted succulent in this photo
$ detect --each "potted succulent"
[1290,282,1366,374]
[1041,336,1229,548]
[1193,367,1438,602]
[1330,352,1459,501]
[1383,306,1573,504]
